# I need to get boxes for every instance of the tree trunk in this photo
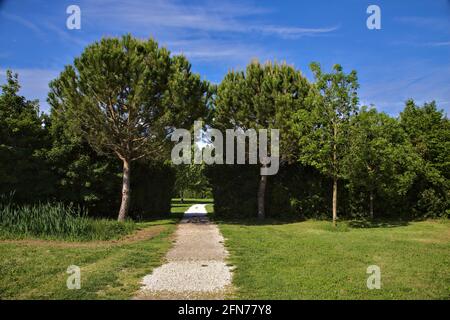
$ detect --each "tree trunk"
[369,191,374,219]
[332,122,338,227]
[257,174,268,220]
[118,159,131,222]
[332,177,337,226]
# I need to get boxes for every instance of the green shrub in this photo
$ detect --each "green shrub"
[413,188,448,218]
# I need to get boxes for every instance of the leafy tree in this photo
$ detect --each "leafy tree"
[46,107,122,216]
[48,35,210,221]
[214,60,311,218]
[174,163,210,201]
[294,63,359,225]
[400,100,450,179]
[345,107,420,218]
[400,100,450,217]
[0,70,54,202]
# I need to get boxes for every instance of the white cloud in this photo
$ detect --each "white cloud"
[359,61,450,115]
[164,39,275,63]
[251,25,340,39]
[77,0,338,62]
[426,41,450,47]
[42,21,89,47]
[0,11,87,47]
[391,40,450,47]
[81,0,338,39]
[394,16,450,31]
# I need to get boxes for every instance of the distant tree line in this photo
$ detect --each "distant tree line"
[0,35,448,221]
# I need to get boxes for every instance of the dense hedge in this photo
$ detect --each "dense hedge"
[0,157,175,220]
[205,164,259,217]
[55,158,176,219]
[206,162,449,220]
[205,164,333,219]
[130,162,175,219]
[0,131,175,219]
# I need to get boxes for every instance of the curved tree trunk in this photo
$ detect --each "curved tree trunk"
[118,159,131,222]
[332,177,338,226]
[258,174,268,219]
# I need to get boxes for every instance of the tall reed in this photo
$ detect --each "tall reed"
[0,194,135,240]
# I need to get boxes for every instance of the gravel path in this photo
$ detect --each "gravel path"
[137,204,233,299]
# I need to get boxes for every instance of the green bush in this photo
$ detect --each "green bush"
[414,188,448,218]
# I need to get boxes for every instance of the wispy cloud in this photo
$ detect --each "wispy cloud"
[2,0,339,63]
[249,25,340,39]
[78,0,338,61]
[0,12,46,39]
[391,40,450,48]
[82,0,338,39]
[394,16,450,31]
[4,0,333,107]
[0,11,86,47]
[164,39,278,65]
[426,41,450,47]
[42,21,88,47]
[359,62,450,115]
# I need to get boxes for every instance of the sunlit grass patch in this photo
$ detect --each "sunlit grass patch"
[218,219,450,299]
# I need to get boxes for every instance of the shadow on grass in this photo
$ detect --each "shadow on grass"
[134,212,184,225]
[168,202,413,229]
[347,219,409,229]
[210,212,411,228]
[211,214,307,226]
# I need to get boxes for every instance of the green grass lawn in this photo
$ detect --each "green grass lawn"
[2,198,448,300]
[0,202,192,299]
[217,218,450,300]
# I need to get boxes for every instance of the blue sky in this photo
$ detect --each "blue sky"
[0,0,449,115]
